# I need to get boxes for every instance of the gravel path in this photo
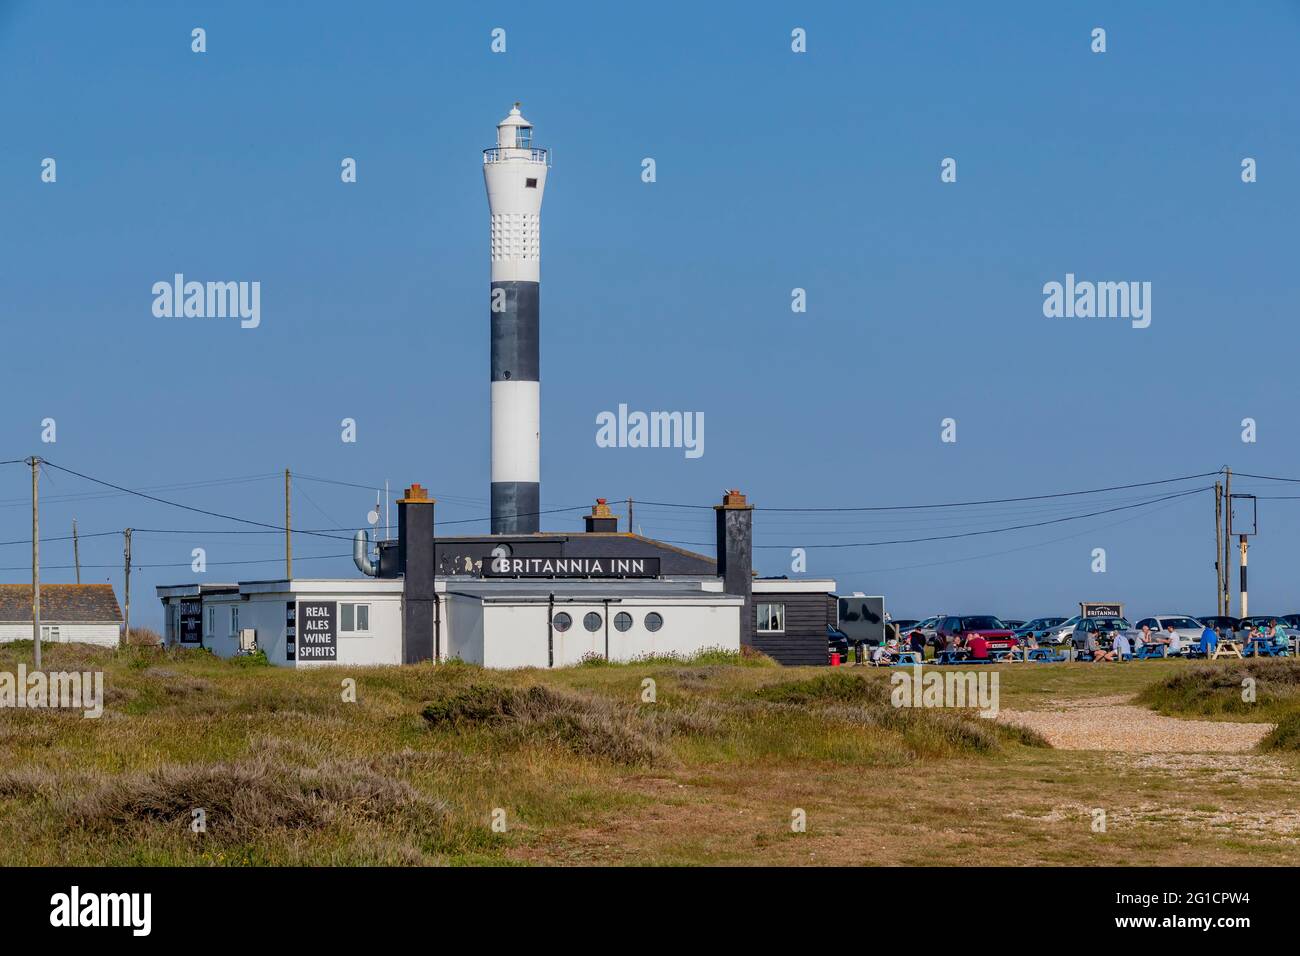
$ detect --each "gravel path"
[997,694,1273,752]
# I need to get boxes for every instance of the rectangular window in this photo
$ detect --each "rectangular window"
[206,606,215,638]
[756,603,785,634]
[229,606,239,636]
[40,625,60,642]
[525,177,538,188]
[340,603,370,634]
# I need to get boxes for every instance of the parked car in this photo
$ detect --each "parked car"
[828,625,851,662]
[1133,615,1205,645]
[1001,619,1026,630]
[1070,616,1132,652]
[890,619,920,633]
[1237,616,1294,637]
[934,615,1017,653]
[1198,615,1240,637]
[1013,617,1068,643]
[1280,614,1300,630]
[1046,615,1084,645]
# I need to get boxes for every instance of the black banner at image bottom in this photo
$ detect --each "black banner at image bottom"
[0,867,1285,942]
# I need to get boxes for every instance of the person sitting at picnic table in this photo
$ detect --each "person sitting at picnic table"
[1112,629,1132,659]
[1265,620,1288,651]
[909,628,926,658]
[943,632,960,653]
[1197,624,1218,657]
[1157,623,1183,656]
[871,643,893,665]
[1133,624,1154,653]
[1083,630,1115,661]
[966,632,990,660]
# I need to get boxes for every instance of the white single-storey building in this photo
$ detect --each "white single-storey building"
[158,579,404,667]
[0,583,124,647]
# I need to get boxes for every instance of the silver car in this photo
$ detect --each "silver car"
[901,615,943,646]
[1134,615,1205,646]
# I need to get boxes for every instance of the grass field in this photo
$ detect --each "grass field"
[1,642,1297,866]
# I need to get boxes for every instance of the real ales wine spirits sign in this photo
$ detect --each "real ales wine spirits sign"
[297,601,337,661]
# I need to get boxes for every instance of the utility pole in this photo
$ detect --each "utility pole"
[123,529,132,646]
[29,456,40,670]
[285,468,293,580]
[1223,467,1232,617]
[1214,481,1223,615]
[72,518,81,585]
[627,497,634,534]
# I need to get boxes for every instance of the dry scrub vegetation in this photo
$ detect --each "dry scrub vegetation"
[0,641,1296,865]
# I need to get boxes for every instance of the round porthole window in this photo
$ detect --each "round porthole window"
[552,611,572,632]
[583,611,603,632]
[614,612,633,632]
[644,612,663,632]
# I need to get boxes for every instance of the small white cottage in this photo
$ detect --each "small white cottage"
[0,584,124,647]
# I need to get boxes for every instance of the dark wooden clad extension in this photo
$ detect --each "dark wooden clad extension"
[751,590,829,666]
[0,584,123,623]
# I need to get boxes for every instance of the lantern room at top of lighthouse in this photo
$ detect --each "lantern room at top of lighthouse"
[484,103,549,165]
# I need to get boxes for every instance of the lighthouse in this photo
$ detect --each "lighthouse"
[483,103,548,534]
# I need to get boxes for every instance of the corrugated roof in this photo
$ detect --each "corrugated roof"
[0,584,123,623]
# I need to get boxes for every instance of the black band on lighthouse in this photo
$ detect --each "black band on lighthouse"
[490,281,540,382]
[492,481,540,535]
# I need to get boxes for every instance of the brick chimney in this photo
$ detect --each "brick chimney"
[398,483,436,663]
[715,489,754,646]
[583,498,619,533]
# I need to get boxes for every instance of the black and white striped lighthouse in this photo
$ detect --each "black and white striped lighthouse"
[483,103,548,534]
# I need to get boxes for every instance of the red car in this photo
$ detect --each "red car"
[934,615,1016,652]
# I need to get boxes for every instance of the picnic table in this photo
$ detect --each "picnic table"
[1134,642,1167,660]
[1245,639,1287,658]
[1212,640,1244,659]
[933,649,998,665]
[889,651,923,666]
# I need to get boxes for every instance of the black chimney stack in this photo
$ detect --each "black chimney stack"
[398,483,436,663]
[583,498,619,533]
[715,489,754,646]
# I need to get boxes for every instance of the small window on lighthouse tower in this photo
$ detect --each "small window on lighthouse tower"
[525,178,538,188]
[517,126,532,149]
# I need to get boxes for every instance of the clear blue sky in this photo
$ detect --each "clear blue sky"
[2,1,1298,627]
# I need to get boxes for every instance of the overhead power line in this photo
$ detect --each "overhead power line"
[655,486,1210,550]
[632,471,1219,513]
[38,461,349,541]
[821,483,1201,577]
[0,552,352,573]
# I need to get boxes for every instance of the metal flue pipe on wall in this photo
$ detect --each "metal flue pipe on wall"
[353,529,379,577]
